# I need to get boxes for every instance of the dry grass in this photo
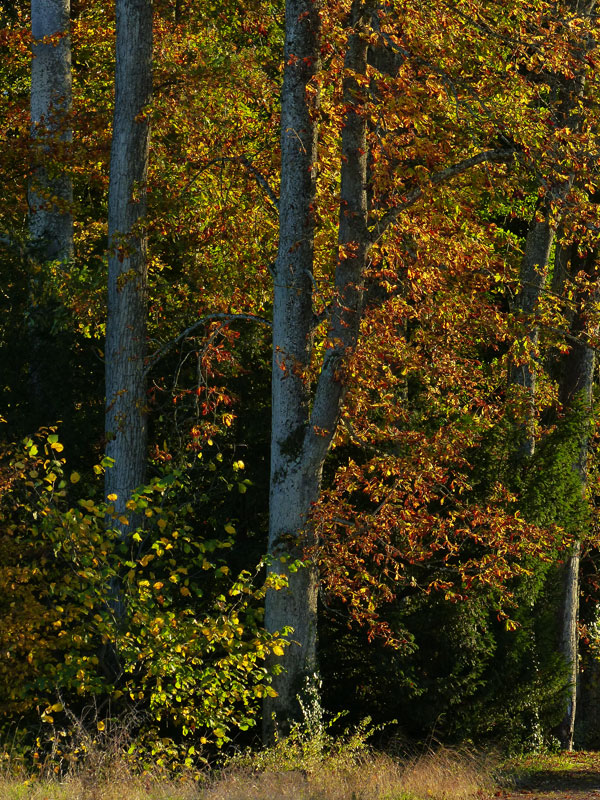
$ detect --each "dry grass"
[201,745,495,800]
[202,752,404,800]
[399,747,497,800]
[0,773,200,800]
[0,745,496,800]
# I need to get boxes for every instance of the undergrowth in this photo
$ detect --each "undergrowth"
[0,716,497,800]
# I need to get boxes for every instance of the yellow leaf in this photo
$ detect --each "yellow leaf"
[51,703,63,712]
[272,645,285,656]
[97,721,105,731]
[157,518,167,530]
[70,472,81,484]
[107,493,118,501]
[224,523,236,534]
[51,442,64,452]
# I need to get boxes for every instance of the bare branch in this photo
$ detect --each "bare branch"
[145,312,272,374]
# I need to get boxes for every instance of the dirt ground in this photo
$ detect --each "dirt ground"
[498,751,600,800]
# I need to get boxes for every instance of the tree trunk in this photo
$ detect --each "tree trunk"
[512,212,555,456]
[264,0,371,741]
[28,0,73,423]
[263,0,321,742]
[105,0,152,533]
[29,0,73,262]
[511,0,596,454]
[556,249,597,750]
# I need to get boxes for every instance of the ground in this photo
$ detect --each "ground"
[499,752,600,800]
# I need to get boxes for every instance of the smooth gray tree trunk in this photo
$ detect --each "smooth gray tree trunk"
[29,0,73,262]
[264,0,372,741]
[105,0,152,533]
[263,0,321,742]
[28,0,73,421]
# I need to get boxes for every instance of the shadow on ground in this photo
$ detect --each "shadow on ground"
[515,768,600,792]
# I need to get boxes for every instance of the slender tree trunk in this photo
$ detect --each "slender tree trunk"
[517,0,597,748]
[264,0,372,741]
[559,540,582,750]
[556,249,597,750]
[29,0,73,261]
[511,0,596,454]
[512,212,556,455]
[28,0,73,422]
[105,0,152,532]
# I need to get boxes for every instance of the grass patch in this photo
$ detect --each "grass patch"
[0,743,497,800]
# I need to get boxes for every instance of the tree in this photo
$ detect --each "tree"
[264,0,600,740]
[554,246,598,749]
[28,0,73,421]
[264,0,517,737]
[105,0,153,533]
[29,0,73,262]
[508,0,598,747]
[511,0,597,457]
[263,0,321,740]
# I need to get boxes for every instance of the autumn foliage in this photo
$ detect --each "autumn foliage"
[1,0,600,766]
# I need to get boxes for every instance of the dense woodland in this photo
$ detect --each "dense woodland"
[2,0,600,770]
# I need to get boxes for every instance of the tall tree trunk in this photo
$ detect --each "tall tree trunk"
[28,0,73,422]
[556,248,597,750]
[264,0,371,741]
[512,211,556,456]
[511,0,596,454]
[105,0,152,533]
[29,0,73,261]
[263,0,321,742]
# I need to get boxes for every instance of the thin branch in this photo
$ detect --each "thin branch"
[183,156,279,213]
[369,148,516,244]
[145,312,272,374]
[238,156,280,212]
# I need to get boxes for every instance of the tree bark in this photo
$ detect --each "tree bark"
[28,0,73,423]
[556,249,597,750]
[512,212,555,456]
[511,0,596,455]
[105,0,152,533]
[263,0,321,742]
[264,0,372,741]
[29,0,73,262]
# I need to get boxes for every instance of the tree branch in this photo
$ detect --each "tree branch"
[183,156,279,214]
[369,148,516,244]
[145,312,272,374]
